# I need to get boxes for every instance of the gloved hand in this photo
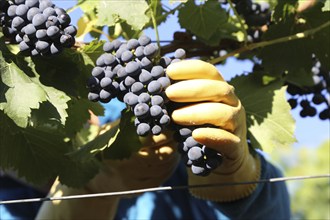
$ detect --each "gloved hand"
[165,60,261,202]
[36,121,180,220]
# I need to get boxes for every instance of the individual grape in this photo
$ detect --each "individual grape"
[159,114,170,126]
[11,16,25,30]
[157,77,171,89]
[319,108,330,120]
[123,92,139,106]
[99,89,112,103]
[58,13,71,27]
[127,38,139,50]
[151,124,162,135]
[24,23,36,37]
[15,0,26,5]
[125,61,141,76]
[27,7,40,21]
[25,0,39,8]
[36,29,47,40]
[64,25,77,36]
[312,93,325,105]
[19,41,30,52]
[43,7,56,17]
[45,15,59,28]
[88,92,99,102]
[60,34,74,47]
[185,136,200,148]
[150,105,163,118]
[103,53,117,67]
[124,76,136,88]
[50,43,63,55]
[140,57,153,71]
[134,103,150,119]
[159,56,171,68]
[205,155,222,170]
[191,165,209,176]
[121,50,134,63]
[46,25,60,39]
[151,95,164,106]
[288,98,297,109]
[91,67,105,79]
[35,40,50,53]
[138,35,151,46]
[54,7,66,16]
[138,92,151,103]
[15,4,29,18]
[174,48,186,59]
[188,146,204,163]
[39,0,53,11]
[32,13,47,28]
[87,76,100,91]
[100,77,112,89]
[147,80,162,94]
[30,48,39,56]
[15,34,23,43]
[144,43,158,58]
[134,46,144,60]
[7,5,17,18]
[131,82,145,95]
[139,69,153,85]
[137,123,151,136]
[151,65,164,78]
[103,42,114,53]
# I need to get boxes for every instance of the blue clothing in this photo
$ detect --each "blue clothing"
[114,154,291,220]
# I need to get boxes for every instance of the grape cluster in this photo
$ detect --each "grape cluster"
[287,57,330,120]
[220,0,271,43]
[87,35,223,176]
[0,0,76,56]
[174,127,223,176]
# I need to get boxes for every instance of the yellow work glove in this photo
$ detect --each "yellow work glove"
[36,123,180,220]
[165,60,261,202]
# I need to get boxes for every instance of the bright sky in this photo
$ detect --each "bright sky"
[60,1,329,149]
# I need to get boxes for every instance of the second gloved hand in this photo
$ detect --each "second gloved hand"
[165,60,261,202]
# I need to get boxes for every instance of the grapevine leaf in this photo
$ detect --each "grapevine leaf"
[0,112,69,185]
[97,0,150,30]
[322,0,330,11]
[178,0,227,41]
[103,110,143,159]
[230,73,296,153]
[65,98,104,137]
[69,122,120,162]
[81,39,105,64]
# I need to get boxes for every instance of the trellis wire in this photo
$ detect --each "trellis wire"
[0,174,329,205]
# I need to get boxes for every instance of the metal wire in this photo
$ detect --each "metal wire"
[0,174,329,205]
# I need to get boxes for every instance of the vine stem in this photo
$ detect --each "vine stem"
[149,1,161,57]
[209,20,330,65]
[227,0,248,44]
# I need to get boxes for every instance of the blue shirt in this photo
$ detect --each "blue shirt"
[114,154,291,220]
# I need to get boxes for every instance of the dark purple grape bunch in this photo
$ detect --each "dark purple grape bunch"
[87,35,185,137]
[287,56,329,120]
[0,0,77,56]
[230,0,271,43]
[87,36,223,176]
[174,127,223,176]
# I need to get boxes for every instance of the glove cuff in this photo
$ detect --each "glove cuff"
[188,153,261,202]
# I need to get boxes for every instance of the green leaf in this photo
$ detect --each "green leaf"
[230,73,296,153]
[97,0,150,30]
[81,39,106,64]
[103,110,143,159]
[0,112,69,185]
[65,98,104,137]
[0,47,70,128]
[322,0,330,11]
[178,0,227,41]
